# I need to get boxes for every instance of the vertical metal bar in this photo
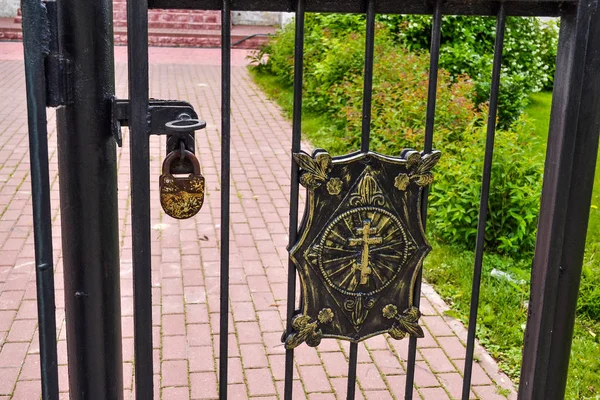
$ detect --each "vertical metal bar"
[219,0,231,398]
[55,0,123,396]
[422,7,442,155]
[283,1,305,398]
[345,4,377,395]
[20,1,59,398]
[126,0,153,398]
[346,343,359,400]
[543,10,600,398]
[461,6,506,399]
[360,0,376,153]
[405,4,442,399]
[519,2,600,399]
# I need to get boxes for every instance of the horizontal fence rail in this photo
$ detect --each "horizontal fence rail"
[148,0,567,16]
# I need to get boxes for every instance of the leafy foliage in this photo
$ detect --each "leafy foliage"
[428,116,543,256]
[255,14,559,129]
[381,15,559,128]
[250,19,599,399]
[252,15,544,255]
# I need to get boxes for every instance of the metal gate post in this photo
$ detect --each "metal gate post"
[54,0,124,398]
[519,2,600,399]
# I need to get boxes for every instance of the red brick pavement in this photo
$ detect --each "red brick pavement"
[0,42,516,399]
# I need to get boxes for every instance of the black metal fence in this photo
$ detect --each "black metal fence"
[20,0,600,399]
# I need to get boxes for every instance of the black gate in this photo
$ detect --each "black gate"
[19,0,600,399]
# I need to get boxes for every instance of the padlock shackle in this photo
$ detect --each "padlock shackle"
[165,118,206,133]
[162,150,201,175]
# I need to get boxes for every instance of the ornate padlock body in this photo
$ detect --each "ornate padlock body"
[160,150,205,219]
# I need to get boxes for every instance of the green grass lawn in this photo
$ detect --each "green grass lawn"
[524,92,553,162]
[251,70,600,399]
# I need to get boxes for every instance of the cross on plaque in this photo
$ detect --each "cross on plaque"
[348,218,383,285]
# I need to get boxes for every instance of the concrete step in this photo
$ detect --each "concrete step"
[15,12,222,29]
[0,18,22,41]
[113,20,222,31]
[0,18,272,49]
[3,3,272,50]
[148,10,221,24]
[113,25,273,49]
[113,9,221,24]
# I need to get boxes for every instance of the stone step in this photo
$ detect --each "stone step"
[113,19,222,31]
[114,10,221,22]
[111,0,220,17]
[0,18,272,49]
[0,18,22,41]
[113,9,222,30]
[14,12,223,29]
[3,4,272,50]
[113,25,273,49]
[112,11,221,22]
[148,10,221,24]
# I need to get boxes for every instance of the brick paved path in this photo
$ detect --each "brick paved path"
[0,42,516,399]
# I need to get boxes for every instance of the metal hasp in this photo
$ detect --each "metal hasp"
[112,97,207,219]
[111,98,200,137]
[53,0,124,398]
[284,149,440,348]
[112,97,205,173]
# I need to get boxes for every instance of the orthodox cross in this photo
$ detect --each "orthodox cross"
[348,218,383,285]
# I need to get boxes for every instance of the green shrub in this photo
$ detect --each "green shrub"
[258,14,558,129]
[252,16,599,396]
[252,15,544,256]
[428,115,543,256]
[256,15,480,149]
[332,49,478,152]
[379,15,559,128]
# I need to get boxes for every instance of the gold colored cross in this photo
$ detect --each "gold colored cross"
[348,219,383,285]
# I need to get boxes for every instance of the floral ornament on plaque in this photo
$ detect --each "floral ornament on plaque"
[382,305,425,340]
[284,148,440,347]
[394,150,441,191]
[285,308,335,349]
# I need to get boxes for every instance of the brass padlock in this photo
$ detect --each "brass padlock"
[160,150,205,219]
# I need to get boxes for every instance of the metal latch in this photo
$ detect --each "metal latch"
[110,97,205,174]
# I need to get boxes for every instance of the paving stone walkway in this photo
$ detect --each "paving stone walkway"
[0,42,516,399]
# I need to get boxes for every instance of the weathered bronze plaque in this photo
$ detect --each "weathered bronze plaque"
[284,149,441,348]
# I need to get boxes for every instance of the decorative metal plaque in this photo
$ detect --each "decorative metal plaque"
[284,149,441,349]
